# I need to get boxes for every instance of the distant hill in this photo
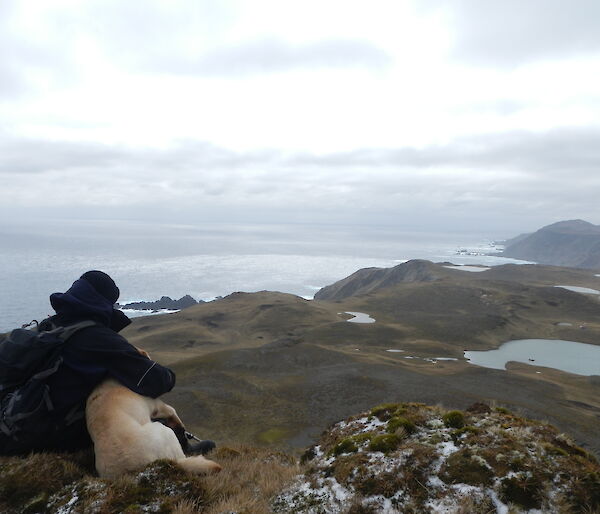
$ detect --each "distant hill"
[502,219,600,269]
[314,259,440,300]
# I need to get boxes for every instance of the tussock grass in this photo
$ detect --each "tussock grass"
[0,445,298,513]
[200,445,299,514]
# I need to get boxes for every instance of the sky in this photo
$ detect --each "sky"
[1,0,599,235]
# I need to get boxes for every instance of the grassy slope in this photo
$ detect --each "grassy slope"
[119,262,600,457]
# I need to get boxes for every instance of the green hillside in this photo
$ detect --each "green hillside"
[118,261,600,456]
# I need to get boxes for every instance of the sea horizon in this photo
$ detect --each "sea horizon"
[0,218,526,332]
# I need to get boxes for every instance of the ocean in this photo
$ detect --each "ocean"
[0,218,522,332]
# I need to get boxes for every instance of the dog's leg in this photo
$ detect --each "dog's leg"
[150,400,190,450]
[151,400,185,430]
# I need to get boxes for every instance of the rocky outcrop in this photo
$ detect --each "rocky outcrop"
[502,219,600,269]
[314,259,440,300]
[118,295,201,311]
[274,402,600,513]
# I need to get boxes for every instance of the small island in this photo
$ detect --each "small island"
[117,295,201,311]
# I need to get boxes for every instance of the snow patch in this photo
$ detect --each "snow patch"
[438,440,460,457]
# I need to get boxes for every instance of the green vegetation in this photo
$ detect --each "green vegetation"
[332,438,358,455]
[368,434,401,453]
[451,425,479,441]
[386,416,416,435]
[370,403,404,421]
[442,410,466,428]
[440,449,494,486]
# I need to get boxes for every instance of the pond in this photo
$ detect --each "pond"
[464,339,600,376]
[344,312,376,324]
[443,265,491,273]
[555,285,600,295]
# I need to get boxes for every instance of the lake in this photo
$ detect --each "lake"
[465,339,600,376]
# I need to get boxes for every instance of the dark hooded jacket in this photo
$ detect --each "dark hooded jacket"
[1,278,175,454]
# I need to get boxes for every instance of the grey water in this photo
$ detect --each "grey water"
[0,218,518,332]
[465,339,600,376]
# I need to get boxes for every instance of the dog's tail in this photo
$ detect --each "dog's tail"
[177,455,222,475]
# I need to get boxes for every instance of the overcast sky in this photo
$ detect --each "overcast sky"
[1,0,599,234]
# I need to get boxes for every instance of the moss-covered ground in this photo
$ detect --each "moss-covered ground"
[274,402,600,513]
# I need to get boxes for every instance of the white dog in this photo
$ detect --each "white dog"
[86,378,221,479]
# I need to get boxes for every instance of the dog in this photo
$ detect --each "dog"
[86,378,221,479]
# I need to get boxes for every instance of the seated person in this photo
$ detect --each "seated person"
[0,271,213,456]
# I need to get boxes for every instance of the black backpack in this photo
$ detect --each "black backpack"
[0,320,96,444]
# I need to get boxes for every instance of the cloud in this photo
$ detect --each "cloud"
[0,65,23,98]
[427,0,600,67]
[2,126,599,179]
[0,137,127,174]
[150,38,392,76]
[63,1,390,76]
[2,126,598,220]
[0,2,78,100]
[286,127,600,176]
[0,3,27,99]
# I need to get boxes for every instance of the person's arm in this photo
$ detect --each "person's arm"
[76,327,176,398]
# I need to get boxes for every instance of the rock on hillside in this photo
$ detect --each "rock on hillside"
[314,259,440,301]
[274,402,600,513]
[502,220,600,269]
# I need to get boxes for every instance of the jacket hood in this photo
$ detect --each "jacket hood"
[50,278,131,331]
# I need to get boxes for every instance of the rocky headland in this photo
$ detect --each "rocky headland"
[118,295,201,311]
[501,219,600,269]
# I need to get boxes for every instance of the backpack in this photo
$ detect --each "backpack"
[0,320,96,444]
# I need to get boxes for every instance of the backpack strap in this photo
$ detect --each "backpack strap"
[56,320,98,341]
